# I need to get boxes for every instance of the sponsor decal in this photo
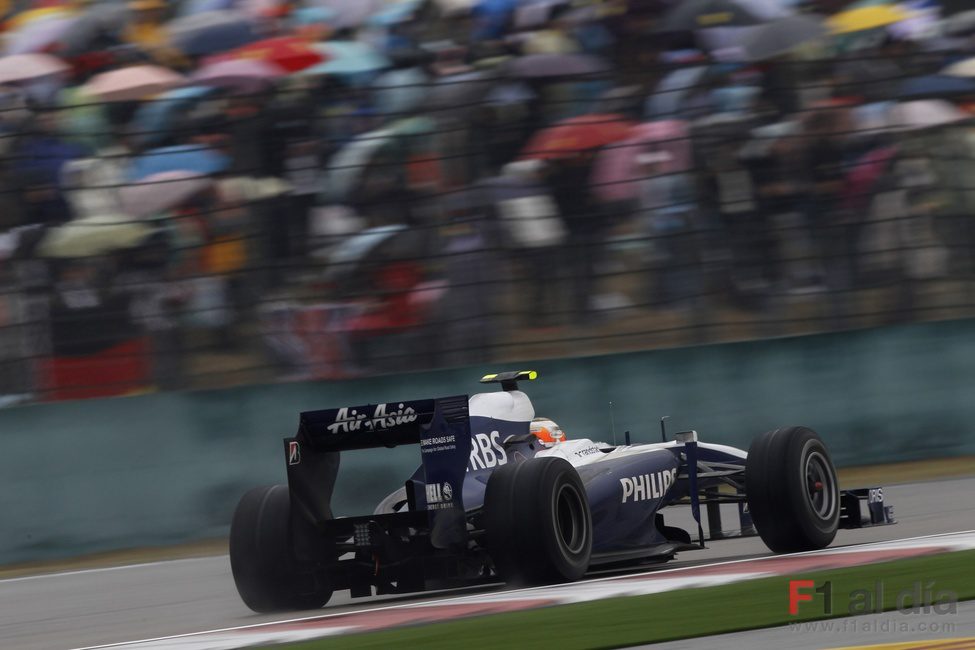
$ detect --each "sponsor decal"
[619,468,677,503]
[326,403,418,435]
[868,488,884,504]
[468,431,508,470]
[288,441,300,465]
[574,445,600,458]
[421,434,457,454]
[425,481,455,510]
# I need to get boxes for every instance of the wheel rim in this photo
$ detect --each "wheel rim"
[554,483,587,555]
[804,450,837,520]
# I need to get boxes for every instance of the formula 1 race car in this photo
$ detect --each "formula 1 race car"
[229,371,896,612]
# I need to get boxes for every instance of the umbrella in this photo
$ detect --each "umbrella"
[305,0,383,30]
[190,58,286,93]
[166,11,259,57]
[942,57,975,78]
[422,70,495,116]
[7,7,75,30]
[303,41,390,79]
[590,120,691,202]
[218,175,292,202]
[56,3,129,58]
[506,53,610,79]
[367,0,420,26]
[645,66,710,119]
[82,65,185,102]
[827,6,912,35]
[119,171,214,218]
[741,13,826,61]
[323,117,436,201]
[132,86,220,146]
[944,10,975,36]
[520,113,636,161]
[204,36,326,73]
[128,144,230,180]
[0,53,69,84]
[323,224,426,282]
[38,214,154,259]
[372,67,429,115]
[659,0,766,32]
[180,0,239,16]
[5,13,78,55]
[888,100,970,131]
[898,75,975,100]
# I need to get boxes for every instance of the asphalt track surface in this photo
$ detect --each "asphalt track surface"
[1,477,973,650]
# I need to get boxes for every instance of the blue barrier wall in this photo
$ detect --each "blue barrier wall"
[2,319,974,565]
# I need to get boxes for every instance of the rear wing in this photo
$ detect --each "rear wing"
[284,395,472,549]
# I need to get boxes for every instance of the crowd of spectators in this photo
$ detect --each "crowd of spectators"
[1,0,974,403]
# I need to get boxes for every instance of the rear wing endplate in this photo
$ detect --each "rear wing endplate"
[284,395,472,549]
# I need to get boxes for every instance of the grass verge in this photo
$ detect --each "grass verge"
[271,549,975,650]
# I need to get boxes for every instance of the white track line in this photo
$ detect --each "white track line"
[0,556,220,585]
[74,529,975,650]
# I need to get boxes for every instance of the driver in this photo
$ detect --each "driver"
[530,417,567,446]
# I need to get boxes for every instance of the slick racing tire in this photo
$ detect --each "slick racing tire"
[483,457,592,585]
[745,426,840,553]
[230,485,332,612]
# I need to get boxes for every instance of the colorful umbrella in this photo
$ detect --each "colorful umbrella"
[7,6,74,31]
[646,66,710,119]
[0,53,69,84]
[372,67,429,115]
[303,40,390,78]
[5,13,78,55]
[827,6,912,35]
[132,86,220,146]
[119,170,214,218]
[190,58,286,93]
[166,10,259,57]
[82,65,185,102]
[56,3,129,58]
[128,144,230,180]
[180,0,239,15]
[520,113,636,161]
[741,13,827,61]
[590,120,691,203]
[888,100,970,131]
[942,57,975,78]
[306,0,383,29]
[659,0,766,32]
[38,214,153,259]
[323,117,436,201]
[204,36,326,73]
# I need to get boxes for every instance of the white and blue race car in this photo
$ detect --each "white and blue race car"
[230,371,895,612]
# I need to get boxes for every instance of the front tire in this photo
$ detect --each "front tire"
[745,426,840,553]
[229,485,332,612]
[483,457,593,585]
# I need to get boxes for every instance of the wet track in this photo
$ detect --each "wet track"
[2,477,974,650]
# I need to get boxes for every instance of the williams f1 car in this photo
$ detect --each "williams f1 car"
[230,371,895,612]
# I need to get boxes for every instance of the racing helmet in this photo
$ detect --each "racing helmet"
[530,417,567,445]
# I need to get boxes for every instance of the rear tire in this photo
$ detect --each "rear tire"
[229,485,332,612]
[483,457,592,585]
[745,427,840,553]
